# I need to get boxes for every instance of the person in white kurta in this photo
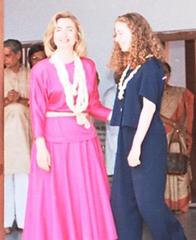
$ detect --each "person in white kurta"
[103,83,119,175]
[3,39,31,233]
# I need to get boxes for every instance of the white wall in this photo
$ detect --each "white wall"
[168,41,186,87]
[5,0,196,95]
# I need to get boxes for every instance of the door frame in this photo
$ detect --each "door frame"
[0,0,4,238]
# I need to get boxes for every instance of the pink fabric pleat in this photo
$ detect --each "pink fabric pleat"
[22,135,117,240]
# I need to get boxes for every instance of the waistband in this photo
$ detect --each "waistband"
[46,111,90,129]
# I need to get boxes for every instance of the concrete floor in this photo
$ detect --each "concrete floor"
[142,208,196,240]
[4,208,196,240]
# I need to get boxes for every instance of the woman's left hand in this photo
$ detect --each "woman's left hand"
[127,144,141,167]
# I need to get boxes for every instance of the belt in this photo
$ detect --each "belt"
[46,111,90,129]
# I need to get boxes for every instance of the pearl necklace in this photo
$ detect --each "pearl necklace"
[50,53,89,127]
[118,64,141,100]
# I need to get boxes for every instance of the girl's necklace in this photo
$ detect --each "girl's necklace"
[118,64,141,100]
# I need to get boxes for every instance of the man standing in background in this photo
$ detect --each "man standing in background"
[3,39,31,234]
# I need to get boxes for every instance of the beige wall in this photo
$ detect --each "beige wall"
[5,0,193,92]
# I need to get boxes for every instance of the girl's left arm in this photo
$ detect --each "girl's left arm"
[127,97,155,167]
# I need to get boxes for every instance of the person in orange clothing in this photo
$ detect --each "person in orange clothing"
[161,61,194,213]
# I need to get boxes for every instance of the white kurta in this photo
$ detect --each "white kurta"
[4,66,31,175]
[103,84,119,175]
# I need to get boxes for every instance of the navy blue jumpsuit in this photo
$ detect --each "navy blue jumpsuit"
[111,57,186,240]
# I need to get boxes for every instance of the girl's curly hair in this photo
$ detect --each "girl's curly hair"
[109,12,165,82]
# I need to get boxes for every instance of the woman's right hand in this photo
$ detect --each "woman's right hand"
[35,137,51,171]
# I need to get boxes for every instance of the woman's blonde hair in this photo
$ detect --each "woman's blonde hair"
[109,12,165,80]
[43,11,87,57]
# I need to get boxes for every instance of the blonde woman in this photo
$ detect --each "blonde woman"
[109,13,186,239]
[22,11,117,240]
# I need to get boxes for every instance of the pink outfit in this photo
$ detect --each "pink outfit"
[22,58,117,240]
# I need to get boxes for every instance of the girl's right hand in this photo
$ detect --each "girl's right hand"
[127,144,141,167]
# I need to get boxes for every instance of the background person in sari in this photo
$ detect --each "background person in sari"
[160,61,194,213]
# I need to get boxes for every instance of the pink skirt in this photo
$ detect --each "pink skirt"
[22,117,117,240]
